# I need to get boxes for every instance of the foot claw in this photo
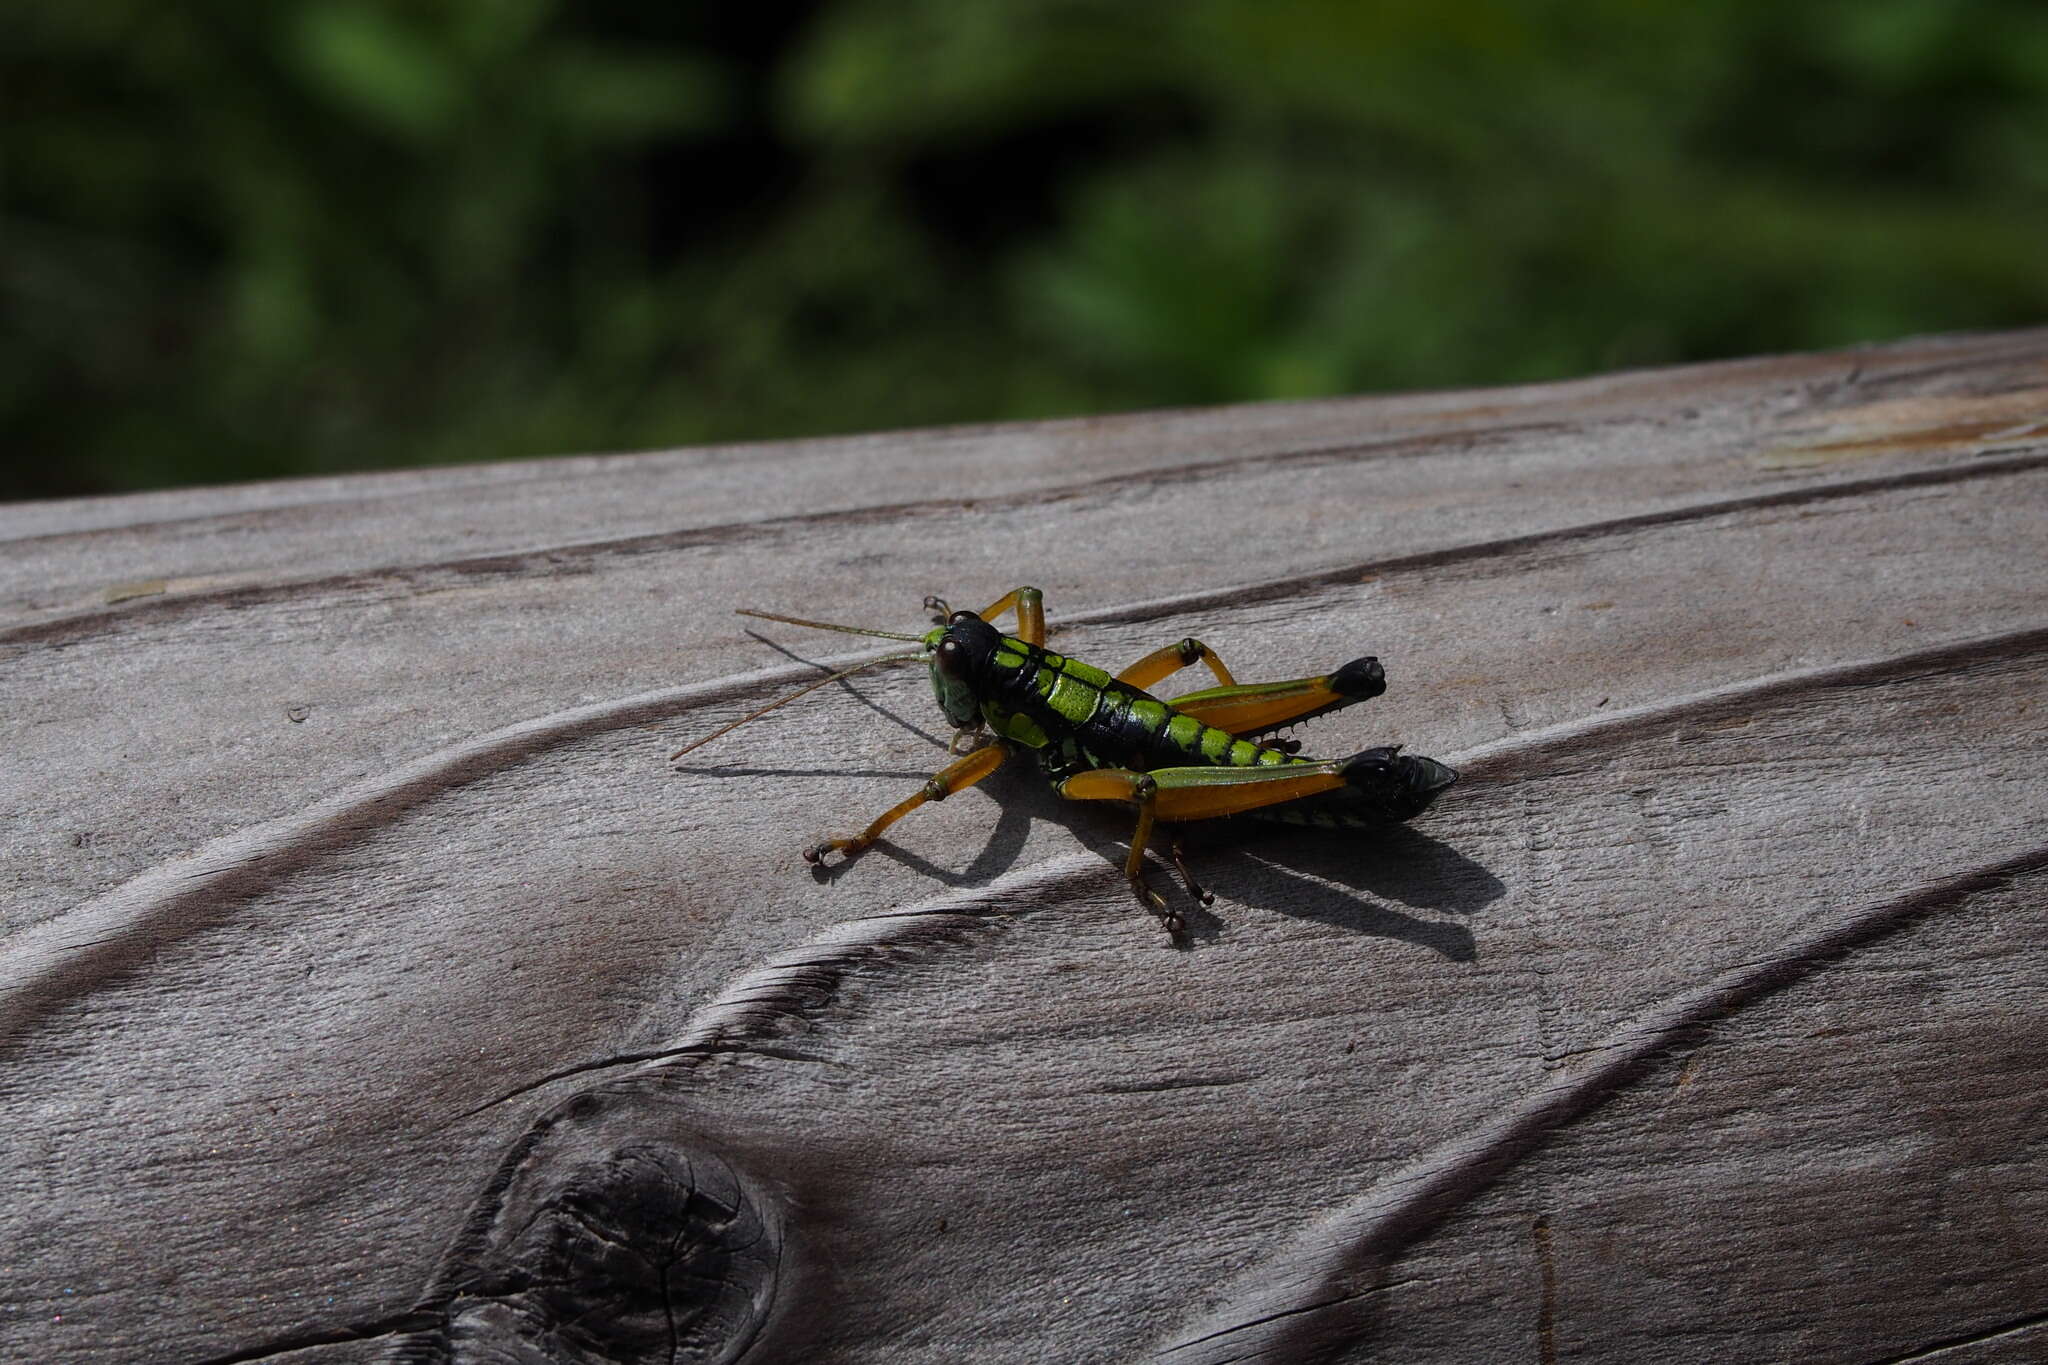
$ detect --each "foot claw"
[1166,837,1213,908]
[1131,880,1186,935]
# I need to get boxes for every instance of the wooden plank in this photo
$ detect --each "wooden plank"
[1,329,2044,1363]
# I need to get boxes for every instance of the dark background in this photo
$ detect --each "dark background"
[8,0,2047,501]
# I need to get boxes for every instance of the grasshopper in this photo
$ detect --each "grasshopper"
[672,587,1457,934]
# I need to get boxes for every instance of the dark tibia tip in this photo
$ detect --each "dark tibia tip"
[1332,656,1388,700]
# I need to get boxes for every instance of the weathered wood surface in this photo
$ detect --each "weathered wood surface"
[3,329,2045,1364]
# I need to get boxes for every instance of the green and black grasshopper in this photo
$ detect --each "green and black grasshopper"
[672,587,1457,934]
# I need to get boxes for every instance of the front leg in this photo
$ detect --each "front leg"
[805,743,1008,865]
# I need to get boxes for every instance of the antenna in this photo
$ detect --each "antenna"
[735,608,922,642]
[669,651,924,760]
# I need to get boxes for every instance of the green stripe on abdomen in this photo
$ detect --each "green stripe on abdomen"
[1045,670,1102,726]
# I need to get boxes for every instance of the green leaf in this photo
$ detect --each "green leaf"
[289,1,461,141]
[543,43,730,142]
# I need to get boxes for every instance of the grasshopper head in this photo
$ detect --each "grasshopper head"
[926,610,1004,728]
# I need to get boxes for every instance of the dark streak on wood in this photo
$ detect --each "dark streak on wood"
[9,439,2042,655]
[1100,1074,1254,1094]
[1532,1215,1558,1365]
[1095,448,2048,629]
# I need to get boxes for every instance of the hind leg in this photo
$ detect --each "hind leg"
[1165,657,1387,739]
[1116,640,1385,743]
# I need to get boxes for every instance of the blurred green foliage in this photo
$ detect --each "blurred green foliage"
[7,0,2048,498]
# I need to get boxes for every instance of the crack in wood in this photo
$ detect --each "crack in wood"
[184,1308,444,1365]
[1099,1074,1254,1094]
[1856,1307,2048,1364]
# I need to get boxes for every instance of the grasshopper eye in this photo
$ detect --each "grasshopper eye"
[947,610,978,627]
[935,637,967,676]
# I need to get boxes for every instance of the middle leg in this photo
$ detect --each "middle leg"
[1059,760,1352,931]
[926,586,1044,646]
[1115,637,1238,691]
[1058,768,1176,931]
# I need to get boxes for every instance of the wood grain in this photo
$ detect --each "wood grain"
[2,329,2044,1363]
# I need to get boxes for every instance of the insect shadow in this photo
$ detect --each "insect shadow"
[836,796,1038,890]
[1197,824,1502,961]
[828,763,1502,961]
